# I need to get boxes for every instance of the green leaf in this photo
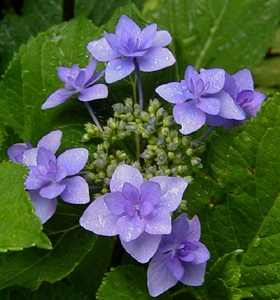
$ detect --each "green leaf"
[0,202,97,290]
[144,0,279,76]
[0,161,51,252]
[97,265,171,300]
[185,93,280,299]
[0,282,88,300]
[66,236,115,298]
[0,0,62,74]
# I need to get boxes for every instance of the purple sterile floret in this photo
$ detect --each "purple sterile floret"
[206,68,266,129]
[8,130,90,223]
[147,213,210,297]
[41,59,108,109]
[80,164,188,263]
[156,65,225,134]
[7,130,62,163]
[87,15,175,83]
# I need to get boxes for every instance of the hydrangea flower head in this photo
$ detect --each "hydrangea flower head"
[206,68,266,128]
[80,164,188,263]
[42,59,108,109]
[147,213,210,297]
[156,65,225,134]
[87,15,175,83]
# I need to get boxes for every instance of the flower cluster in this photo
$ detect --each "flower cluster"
[156,66,266,134]
[7,13,266,298]
[8,130,90,223]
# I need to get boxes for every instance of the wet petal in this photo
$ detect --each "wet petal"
[110,164,143,192]
[232,68,254,93]
[196,97,220,115]
[60,176,90,204]
[156,82,187,104]
[41,89,77,109]
[140,180,161,205]
[200,68,225,93]
[139,23,157,50]
[121,232,162,263]
[87,37,119,61]
[104,191,127,215]
[138,47,175,72]
[180,262,207,286]
[78,84,108,101]
[143,206,171,235]
[150,176,188,212]
[37,130,62,154]
[80,195,119,236]
[122,182,139,204]
[148,252,178,297]
[28,190,57,224]
[116,15,141,37]
[57,148,88,179]
[117,214,145,242]
[173,101,206,134]
[40,182,66,199]
[152,30,172,47]
[105,57,134,83]
[7,143,27,163]
[57,66,71,83]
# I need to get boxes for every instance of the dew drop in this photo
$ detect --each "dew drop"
[253,237,262,248]
[115,65,122,70]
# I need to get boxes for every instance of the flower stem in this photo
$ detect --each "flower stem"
[133,58,143,110]
[195,126,216,141]
[84,102,103,132]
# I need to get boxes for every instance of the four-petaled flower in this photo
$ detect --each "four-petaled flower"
[206,68,266,128]
[156,65,226,134]
[147,213,210,297]
[41,59,108,109]
[87,15,175,83]
[80,164,188,263]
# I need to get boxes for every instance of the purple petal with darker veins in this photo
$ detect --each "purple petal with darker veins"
[139,23,157,50]
[104,33,121,53]
[232,69,253,93]
[70,64,80,78]
[84,59,97,83]
[173,101,206,134]
[117,214,145,242]
[105,57,134,83]
[25,166,46,190]
[148,252,178,297]
[168,253,184,280]
[180,262,206,286]
[87,37,119,62]
[200,68,225,94]
[121,232,162,263]
[104,191,127,215]
[41,89,77,109]
[188,241,210,265]
[85,70,105,87]
[140,181,161,205]
[116,15,141,37]
[8,144,27,162]
[60,176,90,204]
[79,195,119,236]
[110,164,143,192]
[217,90,246,120]
[139,201,154,216]
[40,181,66,199]
[156,82,187,104]
[185,215,201,241]
[22,148,39,166]
[75,70,85,88]
[150,176,188,212]
[152,30,172,47]
[244,92,265,118]
[122,182,139,204]
[143,206,171,235]
[171,213,190,241]
[196,97,220,115]
[28,190,57,224]
[56,148,88,179]
[138,47,175,72]
[57,66,71,83]
[37,130,62,154]
[184,66,199,89]
[78,84,108,101]
[37,147,56,169]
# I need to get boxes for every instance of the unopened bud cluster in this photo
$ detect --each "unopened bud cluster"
[83,98,205,197]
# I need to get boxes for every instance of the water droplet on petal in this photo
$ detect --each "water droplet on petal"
[115,65,122,70]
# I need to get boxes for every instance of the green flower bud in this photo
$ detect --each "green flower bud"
[163,115,173,127]
[112,103,124,113]
[82,133,91,142]
[140,111,150,122]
